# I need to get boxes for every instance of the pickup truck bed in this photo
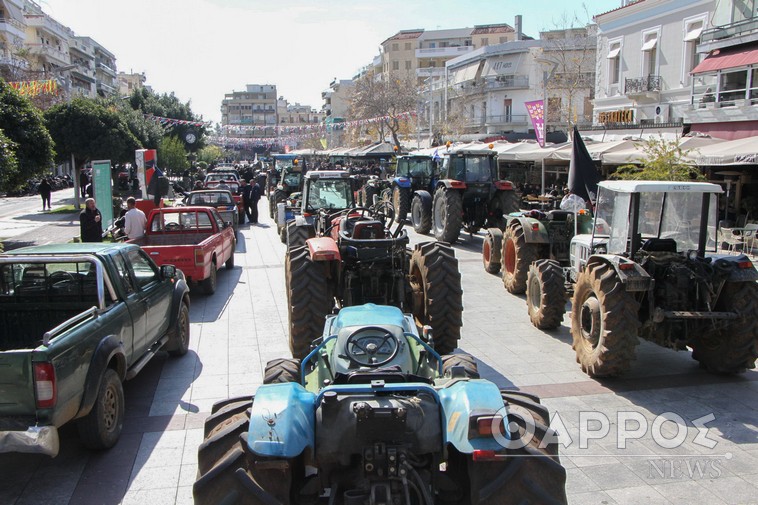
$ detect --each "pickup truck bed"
[130,233,213,247]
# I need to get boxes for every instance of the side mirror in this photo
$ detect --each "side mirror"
[161,264,177,279]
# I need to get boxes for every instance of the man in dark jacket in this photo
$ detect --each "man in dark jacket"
[39,178,52,211]
[80,198,103,242]
[249,179,261,224]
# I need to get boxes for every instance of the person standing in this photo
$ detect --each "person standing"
[237,179,250,225]
[249,179,261,224]
[39,178,52,211]
[123,197,147,240]
[79,170,89,199]
[80,198,103,242]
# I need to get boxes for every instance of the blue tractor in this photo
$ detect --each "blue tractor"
[193,304,567,505]
[390,154,437,224]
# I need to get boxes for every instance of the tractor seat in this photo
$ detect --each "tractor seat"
[342,218,387,240]
[640,238,677,253]
[547,210,572,221]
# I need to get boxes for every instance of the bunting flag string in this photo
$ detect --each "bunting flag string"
[143,114,211,128]
[8,79,59,97]
[222,111,416,135]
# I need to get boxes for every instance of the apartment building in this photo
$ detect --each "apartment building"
[68,35,96,98]
[118,71,147,97]
[92,39,117,96]
[0,0,28,78]
[685,0,758,139]
[22,0,70,74]
[592,0,715,138]
[277,98,324,125]
[221,84,278,138]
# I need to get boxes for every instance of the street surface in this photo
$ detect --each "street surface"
[0,188,82,249]
[1,196,757,504]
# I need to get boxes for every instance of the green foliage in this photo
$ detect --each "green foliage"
[197,145,223,165]
[127,87,205,151]
[612,137,704,181]
[0,80,56,190]
[98,97,163,150]
[44,98,142,167]
[159,136,189,174]
[196,161,208,171]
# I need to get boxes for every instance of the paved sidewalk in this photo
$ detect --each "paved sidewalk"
[1,198,757,505]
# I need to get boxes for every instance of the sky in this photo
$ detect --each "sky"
[39,0,622,124]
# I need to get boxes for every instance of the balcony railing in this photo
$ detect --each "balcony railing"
[24,14,69,40]
[466,114,529,127]
[27,43,70,64]
[416,46,473,59]
[97,62,117,76]
[416,67,445,77]
[625,75,661,94]
[0,16,26,36]
[701,16,758,44]
[459,76,530,95]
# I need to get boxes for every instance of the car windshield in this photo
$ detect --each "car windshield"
[397,157,433,178]
[188,192,233,205]
[307,179,353,210]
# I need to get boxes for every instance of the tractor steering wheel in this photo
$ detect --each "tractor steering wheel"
[345,326,400,367]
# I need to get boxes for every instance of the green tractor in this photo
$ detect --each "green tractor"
[193,304,567,505]
[269,156,305,218]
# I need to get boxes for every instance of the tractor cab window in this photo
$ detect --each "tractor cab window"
[307,179,353,210]
[283,172,301,187]
[660,192,717,252]
[594,188,631,254]
[464,156,495,183]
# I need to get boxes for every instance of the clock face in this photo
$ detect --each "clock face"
[185,133,196,144]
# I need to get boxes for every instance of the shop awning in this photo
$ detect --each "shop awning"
[641,34,658,51]
[452,63,480,84]
[691,45,758,74]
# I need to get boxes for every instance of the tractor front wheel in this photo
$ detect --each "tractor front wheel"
[570,263,640,377]
[286,245,332,359]
[502,222,541,294]
[393,186,411,223]
[432,187,463,244]
[441,353,479,378]
[409,242,463,355]
[482,228,503,274]
[691,281,758,373]
[526,259,566,330]
[263,358,302,384]
[411,194,432,234]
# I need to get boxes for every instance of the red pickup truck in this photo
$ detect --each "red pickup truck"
[128,207,236,294]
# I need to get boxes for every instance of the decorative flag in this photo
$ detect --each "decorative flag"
[8,79,59,97]
[568,126,600,205]
[525,100,545,147]
[432,148,440,161]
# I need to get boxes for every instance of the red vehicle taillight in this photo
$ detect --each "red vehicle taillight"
[494,181,513,190]
[33,362,56,409]
[449,180,467,189]
[195,249,205,266]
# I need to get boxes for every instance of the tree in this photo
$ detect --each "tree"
[98,96,164,151]
[350,70,418,150]
[159,136,189,175]
[44,97,141,170]
[612,137,705,181]
[128,87,206,151]
[197,145,223,165]
[0,80,55,191]
[0,129,19,189]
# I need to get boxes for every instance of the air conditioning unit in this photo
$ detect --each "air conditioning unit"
[654,104,670,123]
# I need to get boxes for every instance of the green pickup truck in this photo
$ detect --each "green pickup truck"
[0,243,190,456]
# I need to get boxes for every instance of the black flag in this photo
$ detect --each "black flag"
[568,126,600,204]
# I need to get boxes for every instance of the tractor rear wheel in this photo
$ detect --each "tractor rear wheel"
[441,353,479,378]
[570,263,640,377]
[482,228,503,274]
[393,186,411,223]
[502,222,541,294]
[194,397,292,505]
[527,259,567,330]
[409,242,463,355]
[411,194,432,234]
[286,221,315,251]
[432,187,463,243]
[363,186,378,207]
[691,281,758,373]
[457,391,567,505]
[263,358,302,384]
[498,190,520,216]
[286,245,332,359]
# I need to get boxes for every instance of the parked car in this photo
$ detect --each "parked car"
[183,190,239,232]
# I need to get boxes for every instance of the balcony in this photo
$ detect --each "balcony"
[466,114,529,128]
[96,81,116,95]
[699,16,758,52]
[459,75,530,95]
[0,54,29,70]
[416,67,445,78]
[416,46,473,59]
[624,75,661,97]
[72,66,96,83]
[0,16,26,39]
[27,43,70,66]
[24,14,70,40]
[97,62,117,77]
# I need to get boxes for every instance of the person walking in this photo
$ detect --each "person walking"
[249,179,261,224]
[123,197,147,240]
[80,198,103,243]
[39,178,52,211]
[79,170,89,199]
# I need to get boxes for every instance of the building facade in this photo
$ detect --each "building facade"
[0,0,28,79]
[277,98,324,126]
[22,0,70,74]
[68,35,96,98]
[592,0,715,138]
[684,0,758,138]
[91,38,117,96]
[221,84,278,138]
[118,71,146,97]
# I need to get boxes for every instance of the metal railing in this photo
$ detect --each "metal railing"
[625,75,662,94]
[466,114,529,127]
[701,16,758,44]
[0,16,25,31]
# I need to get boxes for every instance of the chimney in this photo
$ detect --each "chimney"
[514,15,523,41]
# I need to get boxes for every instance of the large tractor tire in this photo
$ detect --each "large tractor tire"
[286,221,315,251]
[432,187,463,244]
[411,194,432,234]
[393,186,411,223]
[526,259,567,330]
[286,245,332,359]
[482,228,503,274]
[570,263,640,377]
[691,281,758,373]
[454,391,567,505]
[502,222,541,294]
[363,186,378,208]
[409,242,463,355]
[194,397,292,505]
[263,358,302,384]
[268,196,275,218]
[272,188,287,216]
[441,353,480,379]
[497,190,520,216]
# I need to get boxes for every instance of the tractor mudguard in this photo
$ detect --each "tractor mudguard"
[306,237,341,262]
[247,383,316,458]
[507,216,551,244]
[438,179,467,190]
[413,189,433,206]
[437,380,510,454]
[710,254,758,282]
[587,255,652,292]
[294,214,313,227]
[393,176,412,189]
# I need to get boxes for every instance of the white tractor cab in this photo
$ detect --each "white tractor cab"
[563,180,758,377]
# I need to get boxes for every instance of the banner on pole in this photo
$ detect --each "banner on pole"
[525,100,546,147]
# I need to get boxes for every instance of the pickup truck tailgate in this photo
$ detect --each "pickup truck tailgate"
[143,246,196,270]
[0,351,35,416]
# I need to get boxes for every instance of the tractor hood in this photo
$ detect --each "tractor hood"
[327,304,412,334]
